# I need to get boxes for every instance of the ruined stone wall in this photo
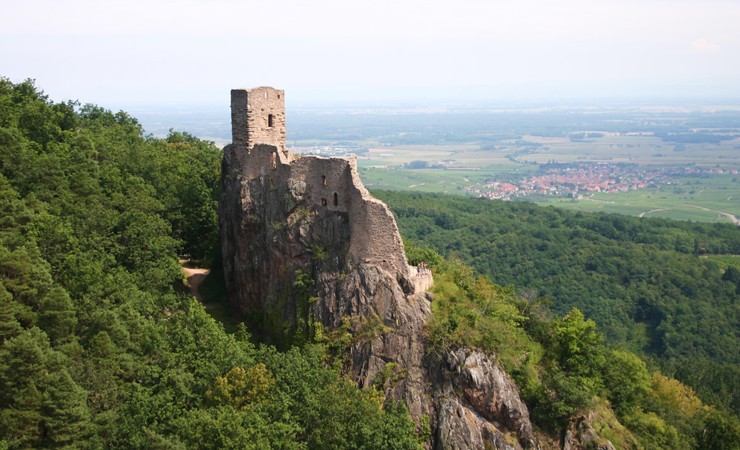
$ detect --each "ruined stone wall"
[228,86,410,278]
[287,156,353,213]
[286,155,409,275]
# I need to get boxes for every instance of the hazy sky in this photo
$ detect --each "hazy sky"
[2,0,739,107]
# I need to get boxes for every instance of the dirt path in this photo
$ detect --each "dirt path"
[180,262,210,301]
[583,197,615,204]
[639,208,670,218]
[682,204,740,225]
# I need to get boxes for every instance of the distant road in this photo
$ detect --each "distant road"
[639,208,670,218]
[682,204,740,225]
[637,206,738,225]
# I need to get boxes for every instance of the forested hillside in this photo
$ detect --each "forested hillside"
[1,78,738,449]
[0,79,421,448]
[376,191,740,414]
[407,248,738,449]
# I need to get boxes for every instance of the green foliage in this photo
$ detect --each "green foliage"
[373,362,408,390]
[522,308,608,427]
[551,309,605,381]
[602,350,650,415]
[0,78,422,448]
[40,369,92,447]
[695,408,740,450]
[0,283,23,341]
[421,252,737,447]
[535,367,595,427]
[290,268,316,348]
[0,327,92,448]
[622,410,686,450]
[290,205,313,223]
[425,256,535,373]
[377,190,740,413]
[648,372,703,421]
[3,77,736,449]
[404,241,442,267]
[310,243,328,261]
[207,364,276,410]
[37,287,77,345]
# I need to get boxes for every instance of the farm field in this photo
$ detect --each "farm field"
[351,134,740,173]
[363,167,740,223]
[360,143,513,167]
[353,135,740,223]
[355,143,534,192]
[519,135,740,167]
[360,167,479,193]
[529,175,740,224]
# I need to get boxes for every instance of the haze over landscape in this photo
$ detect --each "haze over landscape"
[2,1,739,449]
[3,0,740,106]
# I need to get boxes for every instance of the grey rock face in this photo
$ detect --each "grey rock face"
[562,417,616,450]
[316,263,434,420]
[432,349,539,450]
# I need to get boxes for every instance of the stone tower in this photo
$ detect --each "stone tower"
[230,86,287,155]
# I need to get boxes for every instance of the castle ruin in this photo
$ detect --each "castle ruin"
[219,87,541,450]
[223,86,431,292]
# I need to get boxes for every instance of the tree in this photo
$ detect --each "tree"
[38,287,77,345]
[207,364,275,410]
[695,408,740,450]
[0,283,22,342]
[602,349,650,415]
[41,369,91,447]
[551,308,606,379]
[0,328,51,447]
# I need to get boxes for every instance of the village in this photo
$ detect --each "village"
[465,163,739,200]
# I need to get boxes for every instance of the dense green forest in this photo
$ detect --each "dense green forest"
[408,249,738,449]
[376,191,740,414]
[1,78,738,449]
[0,79,422,449]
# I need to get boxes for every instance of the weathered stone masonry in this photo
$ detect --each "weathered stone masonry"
[230,87,286,156]
[225,86,418,282]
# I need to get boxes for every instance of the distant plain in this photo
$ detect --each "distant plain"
[134,104,740,224]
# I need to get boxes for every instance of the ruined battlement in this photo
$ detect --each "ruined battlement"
[224,87,416,278]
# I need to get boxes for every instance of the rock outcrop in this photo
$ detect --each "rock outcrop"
[561,414,619,450]
[220,87,577,449]
[433,349,539,449]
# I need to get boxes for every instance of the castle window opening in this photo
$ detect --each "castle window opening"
[333,192,338,206]
[268,114,274,128]
[321,198,327,206]
[322,175,327,186]
[264,91,268,99]
[271,152,276,169]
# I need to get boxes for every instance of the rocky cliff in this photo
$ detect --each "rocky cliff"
[219,87,599,449]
